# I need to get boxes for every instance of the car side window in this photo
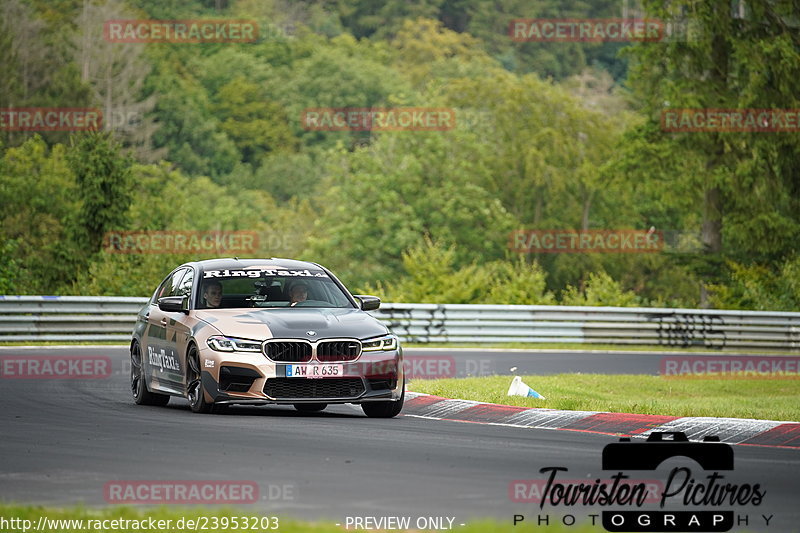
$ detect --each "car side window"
[154,269,187,302]
[174,269,194,299]
[153,276,171,303]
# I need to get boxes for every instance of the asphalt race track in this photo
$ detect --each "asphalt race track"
[0,346,798,532]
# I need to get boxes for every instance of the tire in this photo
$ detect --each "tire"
[293,403,327,413]
[186,344,213,414]
[361,380,404,418]
[131,343,170,407]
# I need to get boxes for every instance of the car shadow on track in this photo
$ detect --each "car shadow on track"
[160,400,368,418]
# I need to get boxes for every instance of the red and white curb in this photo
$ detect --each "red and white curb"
[403,392,800,449]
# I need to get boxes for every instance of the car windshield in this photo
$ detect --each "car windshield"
[196,268,353,309]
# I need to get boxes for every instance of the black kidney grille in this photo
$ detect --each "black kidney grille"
[316,341,361,362]
[263,378,365,399]
[264,342,312,362]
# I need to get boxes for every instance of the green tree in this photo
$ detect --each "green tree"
[708,257,800,311]
[561,271,642,307]
[0,239,22,293]
[0,136,77,293]
[389,18,497,88]
[274,33,413,148]
[66,162,297,295]
[305,131,517,288]
[67,131,133,254]
[146,57,240,179]
[213,77,297,164]
[368,238,555,304]
[0,0,92,148]
[333,0,440,39]
[623,0,800,303]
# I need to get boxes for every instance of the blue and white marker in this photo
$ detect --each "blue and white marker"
[507,375,546,399]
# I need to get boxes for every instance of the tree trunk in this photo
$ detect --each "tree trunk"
[701,186,723,253]
[581,187,591,231]
[699,0,730,307]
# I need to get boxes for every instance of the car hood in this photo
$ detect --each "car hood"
[193,307,389,341]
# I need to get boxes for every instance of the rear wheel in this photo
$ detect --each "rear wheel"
[131,343,170,407]
[361,380,404,418]
[186,345,213,414]
[293,403,327,413]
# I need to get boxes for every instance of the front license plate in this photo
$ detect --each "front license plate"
[285,364,344,378]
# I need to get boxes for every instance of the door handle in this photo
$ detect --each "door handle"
[160,318,168,326]
[144,313,150,320]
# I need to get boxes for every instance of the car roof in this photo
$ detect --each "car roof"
[183,258,324,272]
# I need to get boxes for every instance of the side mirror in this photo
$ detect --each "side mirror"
[158,296,188,314]
[354,295,381,311]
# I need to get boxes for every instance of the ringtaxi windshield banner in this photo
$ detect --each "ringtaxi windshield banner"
[202,268,329,279]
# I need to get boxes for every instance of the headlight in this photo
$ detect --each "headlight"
[207,335,262,353]
[361,334,398,352]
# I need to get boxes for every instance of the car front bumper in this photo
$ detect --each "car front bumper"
[198,345,404,405]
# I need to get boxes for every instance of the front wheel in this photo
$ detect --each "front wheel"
[131,343,170,407]
[361,381,404,418]
[186,345,213,414]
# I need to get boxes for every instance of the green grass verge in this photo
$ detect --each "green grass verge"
[0,504,596,532]
[408,374,800,421]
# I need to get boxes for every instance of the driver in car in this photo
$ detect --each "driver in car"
[202,280,223,308]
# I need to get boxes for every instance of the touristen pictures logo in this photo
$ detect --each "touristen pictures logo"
[511,432,769,532]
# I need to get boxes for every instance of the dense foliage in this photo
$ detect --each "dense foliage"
[1,0,798,310]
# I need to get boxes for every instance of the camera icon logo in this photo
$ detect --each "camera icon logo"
[602,431,734,471]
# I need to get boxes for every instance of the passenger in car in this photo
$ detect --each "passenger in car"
[288,282,308,307]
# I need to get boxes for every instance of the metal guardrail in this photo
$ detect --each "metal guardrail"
[0,296,148,342]
[0,296,799,350]
[375,303,800,350]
